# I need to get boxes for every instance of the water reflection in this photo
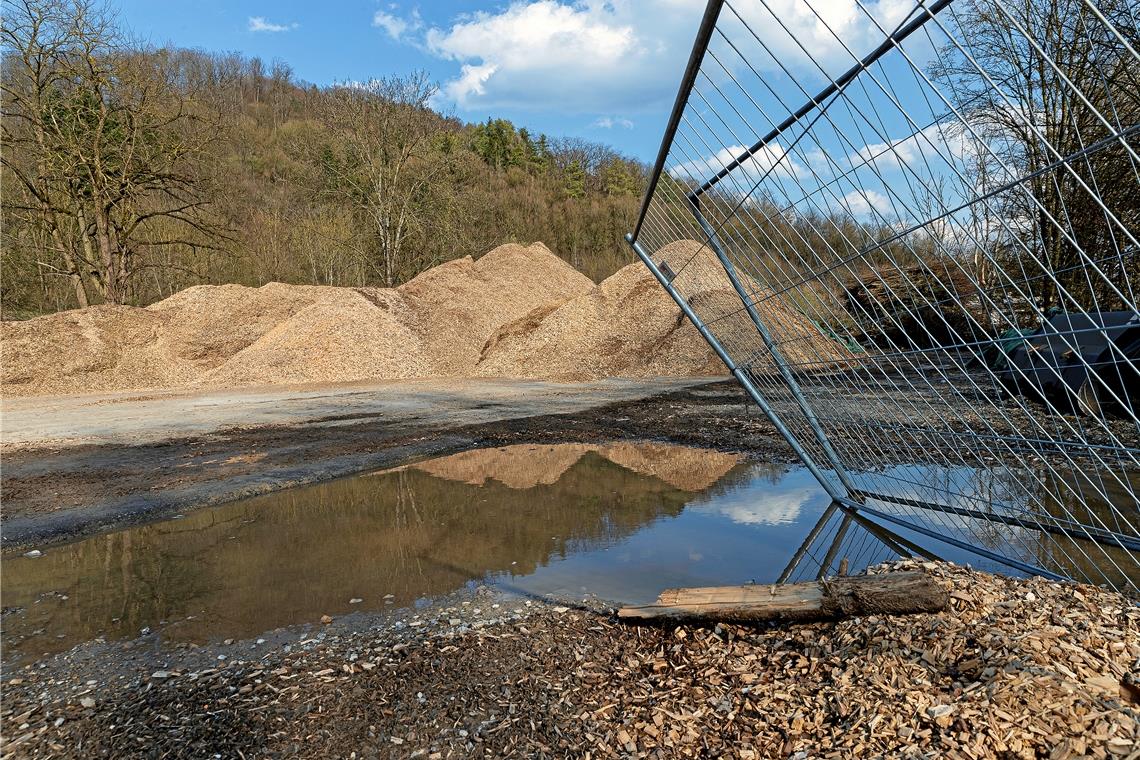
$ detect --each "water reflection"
[399,441,743,492]
[2,446,722,661]
[3,442,1136,664]
[851,463,1139,590]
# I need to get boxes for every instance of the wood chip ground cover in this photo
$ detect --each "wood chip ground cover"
[2,561,1137,758]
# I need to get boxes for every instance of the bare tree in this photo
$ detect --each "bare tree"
[1,0,226,306]
[931,0,1140,311]
[317,72,454,286]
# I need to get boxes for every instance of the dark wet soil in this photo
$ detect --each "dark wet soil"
[7,371,1138,553]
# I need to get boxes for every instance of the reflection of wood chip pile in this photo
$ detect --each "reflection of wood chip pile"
[404,442,742,492]
[4,561,1135,757]
[1,240,853,396]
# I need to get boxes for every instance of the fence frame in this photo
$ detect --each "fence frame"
[627,0,1139,589]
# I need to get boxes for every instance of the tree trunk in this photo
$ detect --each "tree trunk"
[50,225,90,308]
[618,571,949,625]
[94,205,119,303]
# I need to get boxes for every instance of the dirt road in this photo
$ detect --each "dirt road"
[2,377,789,549]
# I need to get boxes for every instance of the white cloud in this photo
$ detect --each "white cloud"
[248,16,298,33]
[725,0,914,67]
[451,63,498,100]
[839,189,893,217]
[593,116,634,129]
[851,122,976,175]
[421,0,923,114]
[670,142,805,186]
[373,8,422,41]
[426,0,647,112]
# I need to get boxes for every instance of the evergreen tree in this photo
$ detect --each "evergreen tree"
[563,160,587,199]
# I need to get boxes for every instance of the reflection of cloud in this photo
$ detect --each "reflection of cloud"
[696,485,819,526]
[711,491,815,525]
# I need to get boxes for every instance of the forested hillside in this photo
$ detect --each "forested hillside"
[0,0,647,317]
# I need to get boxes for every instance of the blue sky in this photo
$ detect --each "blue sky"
[113,0,711,161]
[113,0,957,223]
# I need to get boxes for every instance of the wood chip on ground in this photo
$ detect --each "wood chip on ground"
[1,560,1136,758]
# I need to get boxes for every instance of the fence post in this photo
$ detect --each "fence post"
[627,234,848,503]
[689,201,862,496]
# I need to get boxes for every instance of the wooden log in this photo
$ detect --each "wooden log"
[618,571,948,625]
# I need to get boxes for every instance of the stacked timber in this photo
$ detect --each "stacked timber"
[842,260,985,349]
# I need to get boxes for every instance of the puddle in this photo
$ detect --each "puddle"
[3,441,1136,663]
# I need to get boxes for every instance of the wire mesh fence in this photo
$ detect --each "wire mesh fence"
[627,0,1139,591]
[776,501,939,583]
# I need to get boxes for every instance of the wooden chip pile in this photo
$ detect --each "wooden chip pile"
[1,561,1136,759]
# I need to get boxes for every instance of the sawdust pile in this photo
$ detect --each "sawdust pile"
[0,306,189,396]
[2,240,850,396]
[404,442,742,492]
[473,239,852,380]
[400,246,595,375]
[195,290,429,388]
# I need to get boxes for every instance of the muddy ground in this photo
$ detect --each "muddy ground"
[3,379,1139,757]
[2,378,786,550]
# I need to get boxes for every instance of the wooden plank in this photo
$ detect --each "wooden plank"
[618,571,948,624]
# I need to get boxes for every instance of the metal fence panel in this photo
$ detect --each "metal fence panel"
[628,0,1139,590]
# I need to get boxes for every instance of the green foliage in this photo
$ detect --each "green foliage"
[600,159,643,198]
[1,17,647,316]
[468,119,556,176]
[562,160,587,199]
